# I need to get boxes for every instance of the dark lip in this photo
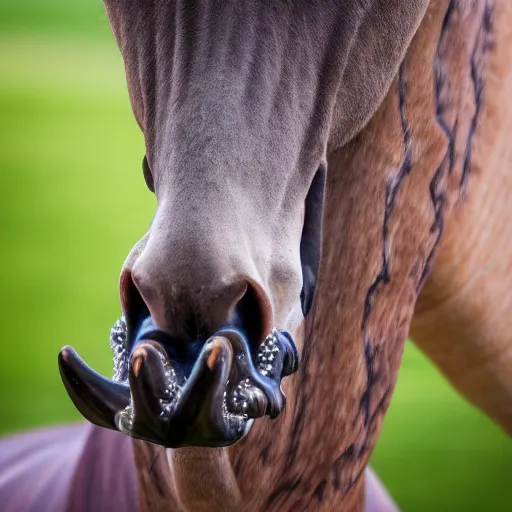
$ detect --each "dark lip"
[131,316,207,384]
[58,318,299,449]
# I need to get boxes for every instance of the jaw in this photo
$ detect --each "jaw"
[58,317,298,449]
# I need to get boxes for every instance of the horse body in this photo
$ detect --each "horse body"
[1,0,511,510]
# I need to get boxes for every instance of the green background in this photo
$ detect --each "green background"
[0,2,510,510]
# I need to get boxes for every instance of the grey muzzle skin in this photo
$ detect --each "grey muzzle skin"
[58,316,299,448]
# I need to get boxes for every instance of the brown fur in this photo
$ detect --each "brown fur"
[27,0,508,511]
[411,0,512,433]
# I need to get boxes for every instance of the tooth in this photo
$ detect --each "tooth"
[58,346,130,430]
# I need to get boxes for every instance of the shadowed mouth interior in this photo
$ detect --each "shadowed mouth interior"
[300,166,326,317]
[113,316,291,417]
[58,314,298,448]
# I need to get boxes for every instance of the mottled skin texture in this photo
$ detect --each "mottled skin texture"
[1,0,511,510]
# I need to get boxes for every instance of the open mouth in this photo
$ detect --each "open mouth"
[58,317,298,448]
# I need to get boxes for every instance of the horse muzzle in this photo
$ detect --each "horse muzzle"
[58,317,298,448]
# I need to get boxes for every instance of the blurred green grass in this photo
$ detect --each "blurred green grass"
[0,2,510,511]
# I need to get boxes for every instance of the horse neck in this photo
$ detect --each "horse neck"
[230,0,489,508]
[131,0,491,510]
[132,440,245,512]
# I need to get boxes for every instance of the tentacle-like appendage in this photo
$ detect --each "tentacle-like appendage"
[58,318,299,448]
[58,346,130,430]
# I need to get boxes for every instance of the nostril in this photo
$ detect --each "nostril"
[121,265,272,346]
[120,269,150,344]
[231,280,272,357]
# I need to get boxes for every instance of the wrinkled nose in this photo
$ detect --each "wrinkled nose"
[121,250,273,346]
